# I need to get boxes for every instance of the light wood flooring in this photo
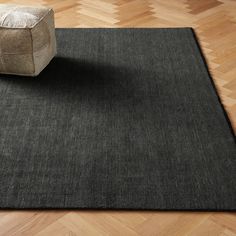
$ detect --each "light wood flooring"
[0,0,235,235]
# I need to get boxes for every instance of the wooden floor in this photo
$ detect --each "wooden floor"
[0,0,235,235]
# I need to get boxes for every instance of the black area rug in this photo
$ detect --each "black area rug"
[0,28,235,210]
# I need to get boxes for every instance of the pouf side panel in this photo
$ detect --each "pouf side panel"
[0,28,32,53]
[0,28,34,75]
[31,9,56,76]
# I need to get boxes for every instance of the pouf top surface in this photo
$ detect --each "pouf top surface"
[0,4,51,28]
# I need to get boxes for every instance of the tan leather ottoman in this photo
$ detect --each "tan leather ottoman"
[0,4,57,76]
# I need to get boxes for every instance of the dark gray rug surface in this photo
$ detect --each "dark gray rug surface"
[0,28,235,210]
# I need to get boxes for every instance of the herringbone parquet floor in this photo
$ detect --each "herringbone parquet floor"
[0,0,235,235]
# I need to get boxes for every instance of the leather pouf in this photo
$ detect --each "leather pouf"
[0,4,57,76]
